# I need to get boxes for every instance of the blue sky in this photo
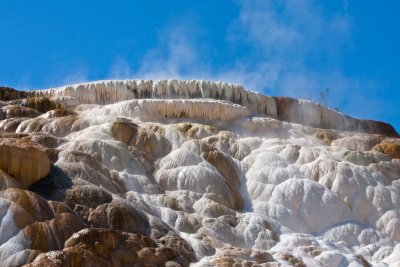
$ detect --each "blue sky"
[0,0,399,131]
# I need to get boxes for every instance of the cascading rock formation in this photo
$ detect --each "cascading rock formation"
[0,80,399,267]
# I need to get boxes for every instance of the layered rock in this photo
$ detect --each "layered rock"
[0,138,51,187]
[30,80,398,136]
[0,80,399,266]
[26,228,196,267]
[274,97,398,136]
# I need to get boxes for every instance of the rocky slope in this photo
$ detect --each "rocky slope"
[0,80,399,266]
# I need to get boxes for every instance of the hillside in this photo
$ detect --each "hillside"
[0,80,399,266]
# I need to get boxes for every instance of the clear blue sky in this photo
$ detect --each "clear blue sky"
[0,0,399,131]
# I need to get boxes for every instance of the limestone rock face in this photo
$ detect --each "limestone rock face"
[87,200,151,235]
[2,105,41,119]
[0,79,399,267]
[0,169,22,190]
[110,121,138,144]
[273,96,398,136]
[27,228,196,267]
[0,138,51,187]
[374,139,400,159]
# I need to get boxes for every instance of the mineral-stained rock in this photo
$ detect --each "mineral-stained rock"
[130,126,172,161]
[272,252,307,267]
[0,168,23,190]
[21,133,66,148]
[24,249,104,267]
[56,150,119,193]
[0,117,30,132]
[11,97,60,113]
[22,212,85,251]
[0,131,28,138]
[158,235,197,266]
[15,117,51,134]
[177,123,218,139]
[374,140,400,159]
[43,148,61,163]
[273,96,398,136]
[110,121,138,144]
[64,184,112,209]
[208,247,274,266]
[26,228,196,267]
[0,188,54,222]
[314,128,340,144]
[87,200,150,236]
[17,115,90,137]
[0,189,86,266]
[43,109,77,118]
[2,105,41,119]
[0,80,399,266]
[331,134,385,151]
[0,138,51,187]
[202,150,243,210]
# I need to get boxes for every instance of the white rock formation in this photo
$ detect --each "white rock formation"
[0,79,399,266]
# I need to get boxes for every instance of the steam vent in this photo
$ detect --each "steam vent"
[0,79,400,267]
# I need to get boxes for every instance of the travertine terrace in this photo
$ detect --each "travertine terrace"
[0,80,399,266]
